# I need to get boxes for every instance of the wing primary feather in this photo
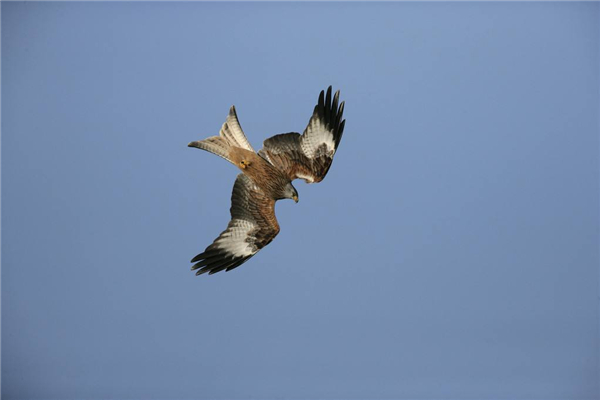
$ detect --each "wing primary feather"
[208,263,233,275]
[207,257,240,275]
[336,119,346,148]
[207,267,225,275]
[325,86,332,121]
[225,257,251,272]
[195,257,233,275]
[191,253,226,270]
[318,90,325,112]
[190,250,222,263]
[332,90,339,123]
[338,101,345,123]
[191,260,207,270]
[191,252,209,263]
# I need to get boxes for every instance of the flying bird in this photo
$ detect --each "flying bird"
[188,86,346,275]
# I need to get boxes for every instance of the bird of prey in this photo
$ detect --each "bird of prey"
[188,86,345,275]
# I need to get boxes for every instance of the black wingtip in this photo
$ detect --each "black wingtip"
[332,91,339,117]
[226,257,250,272]
[190,249,253,276]
[336,119,346,148]
[191,252,206,263]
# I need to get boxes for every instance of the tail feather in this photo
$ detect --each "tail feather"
[220,106,254,152]
[188,136,234,164]
[188,105,255,165]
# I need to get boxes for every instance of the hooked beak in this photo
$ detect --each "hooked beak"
[292,195,298,203]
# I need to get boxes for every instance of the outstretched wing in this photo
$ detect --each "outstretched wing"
[190,174,280,275]
[258,86,345,183]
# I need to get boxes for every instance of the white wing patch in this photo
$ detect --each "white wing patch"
[213,219,256,257]
[295,172,315,183]
[301,117,336,159]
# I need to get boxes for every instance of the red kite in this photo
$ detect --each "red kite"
[188,86,345,275]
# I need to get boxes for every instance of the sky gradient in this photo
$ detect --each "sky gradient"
[2,2,599,399]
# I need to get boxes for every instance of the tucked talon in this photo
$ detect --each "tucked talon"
[240,159,251,169]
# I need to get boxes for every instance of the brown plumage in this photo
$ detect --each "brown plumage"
[188,86,345,275]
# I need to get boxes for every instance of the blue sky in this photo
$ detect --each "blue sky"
[2,2,599,399]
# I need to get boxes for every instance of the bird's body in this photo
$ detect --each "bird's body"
[188,86,345,275]
[228,147,292,201]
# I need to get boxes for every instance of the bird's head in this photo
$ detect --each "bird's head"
[283,182,299,203]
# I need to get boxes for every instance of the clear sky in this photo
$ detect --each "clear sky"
[2,2,599,399]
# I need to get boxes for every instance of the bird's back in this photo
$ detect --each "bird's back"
[229,147,290,200]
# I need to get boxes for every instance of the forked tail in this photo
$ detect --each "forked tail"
[188,106,255,164]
